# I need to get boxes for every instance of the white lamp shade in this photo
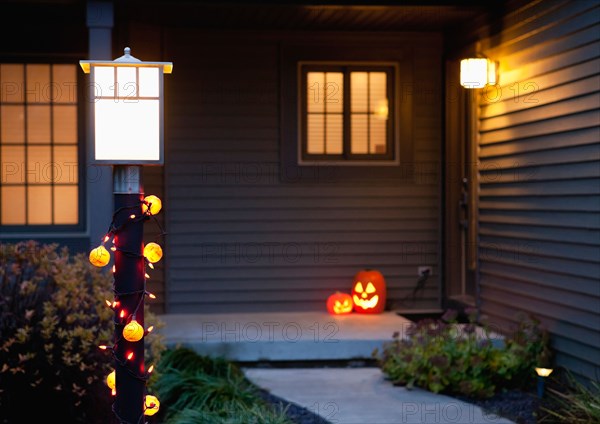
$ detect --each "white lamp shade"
[460,58,496,89]
[89,64,163,164]
[81,46,172,165]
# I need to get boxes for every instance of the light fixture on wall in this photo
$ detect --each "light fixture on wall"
[460,57,497,89]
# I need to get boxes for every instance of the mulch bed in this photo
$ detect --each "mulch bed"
[456,389,543,424]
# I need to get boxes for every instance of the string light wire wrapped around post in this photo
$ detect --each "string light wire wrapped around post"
[91,195,165,422]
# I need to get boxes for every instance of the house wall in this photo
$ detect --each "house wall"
[0,2,98,254]
[152,29,443,313]
[473,0,600,377]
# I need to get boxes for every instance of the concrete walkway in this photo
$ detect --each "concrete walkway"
[244,368,515,424]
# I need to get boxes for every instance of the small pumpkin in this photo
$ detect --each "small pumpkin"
[123,319,144,342]
[352,269,386,314]
[89,245,110,267]
[106,370,116,390]
[106,370,116,395]
[142,195,162,216]
[326,292,353,315]
[144,395,160,416]
[144,242,163,263]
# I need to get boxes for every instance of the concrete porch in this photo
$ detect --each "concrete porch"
[160,311,502,362]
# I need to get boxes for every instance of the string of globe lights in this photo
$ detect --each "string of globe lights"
[89,194,164,421]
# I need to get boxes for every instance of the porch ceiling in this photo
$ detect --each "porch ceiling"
[118,1,490,31]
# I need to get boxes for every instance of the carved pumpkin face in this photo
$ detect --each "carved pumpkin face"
[352,269,386,314]
[326,292,353,315]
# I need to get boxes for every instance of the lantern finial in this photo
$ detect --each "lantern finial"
[114,47,141,63]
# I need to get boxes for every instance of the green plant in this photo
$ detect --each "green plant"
[0,241,163,423]
[151,347,292,424]
[376,308,549,399]
[167,405,291,424]
[540,372,600,423]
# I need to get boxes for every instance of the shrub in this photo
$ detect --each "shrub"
[152,347,291,424]
[0,241,163,423]
[376,308,549,399]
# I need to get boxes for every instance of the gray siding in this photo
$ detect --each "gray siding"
[162,30,442,313]
[475,1,600,376]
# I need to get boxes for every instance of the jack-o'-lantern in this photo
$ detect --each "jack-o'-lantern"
[352,269,386,314]
[326,292,353,315]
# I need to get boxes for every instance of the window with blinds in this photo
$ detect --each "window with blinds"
[0,63,80,226]
[301,64,394,162]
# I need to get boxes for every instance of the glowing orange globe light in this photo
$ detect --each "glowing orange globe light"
[89,245,110,267]
[106,370,116,390]
[144,395,160,416]
[144,242,163,264]
[123,319,144,342]
[142,195,162,216]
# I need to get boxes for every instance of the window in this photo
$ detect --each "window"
[300,64,395,162]
[0,63,80,226]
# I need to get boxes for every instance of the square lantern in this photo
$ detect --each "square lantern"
[460,58,496,89]
[80,48,173,164]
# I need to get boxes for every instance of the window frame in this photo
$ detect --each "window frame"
[0,59,86,233]
[299,63,397,163]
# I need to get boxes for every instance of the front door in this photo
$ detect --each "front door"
[444,60,478,308]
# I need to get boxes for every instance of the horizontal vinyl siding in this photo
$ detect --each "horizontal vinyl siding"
[476,0,600,378]
[164,30,442,313]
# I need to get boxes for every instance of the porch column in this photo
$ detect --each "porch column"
[86,1,114,247]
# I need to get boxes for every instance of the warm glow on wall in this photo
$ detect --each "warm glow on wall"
[460,58,497,89]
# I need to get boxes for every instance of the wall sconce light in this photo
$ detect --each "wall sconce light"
[460,58,497,89]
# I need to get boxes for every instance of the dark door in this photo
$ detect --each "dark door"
[444,60,478,308]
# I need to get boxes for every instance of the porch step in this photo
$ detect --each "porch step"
[160,311,504,362]
[160,311,411,361]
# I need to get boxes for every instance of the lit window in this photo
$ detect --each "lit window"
[0,64,79,226]
[300,64,394,162]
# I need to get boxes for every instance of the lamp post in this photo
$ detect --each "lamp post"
[81,48,172,422]
[535,367,554,398]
